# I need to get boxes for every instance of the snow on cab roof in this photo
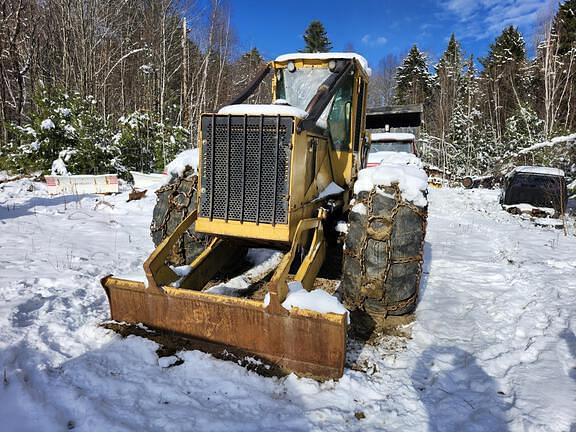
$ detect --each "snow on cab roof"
[371,132,415,142]
[510,166,565,177]
[275,52,371,76]
[218,104,308,119]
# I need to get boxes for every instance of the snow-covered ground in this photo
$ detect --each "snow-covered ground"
[0,180,575,432]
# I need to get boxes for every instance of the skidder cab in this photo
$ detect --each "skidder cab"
[196,53,370,242]
[101,53,425,380]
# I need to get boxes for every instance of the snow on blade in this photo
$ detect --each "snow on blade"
[263,281,349,320]
[275,52,372,76]
[218,104,308,119]
[370,132,415,142]
[354,163,428,207]
[281,282,349,321]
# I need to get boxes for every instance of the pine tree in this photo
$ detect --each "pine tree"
[431,34,463,172]
[479,26,528,149]
[449,56,485,175]
[231,48,271,104]
[5,89,116,175]
[553,0,576,56]
[394,45,433,105]
[302,21,332,53]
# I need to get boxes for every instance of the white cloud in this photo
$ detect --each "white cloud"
[440,0,552,40]
[361,34,388,46]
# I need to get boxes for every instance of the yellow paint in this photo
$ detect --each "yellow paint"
[196,55,369,247]
[195,218,292,242]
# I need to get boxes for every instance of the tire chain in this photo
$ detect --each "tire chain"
[150,169,210,266]
[343,184,428,318]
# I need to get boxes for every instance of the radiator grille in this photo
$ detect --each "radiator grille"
[200,115,293,225]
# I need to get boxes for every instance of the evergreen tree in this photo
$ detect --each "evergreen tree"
[394,45,433,105]
[4,89,116,175]
[553,0,576,56]
[231,48,271,104]
[431,34,464,171]
[503,105,544,156]
[479,26,528,148]
[302,21,332,53]
[449,56,486,175]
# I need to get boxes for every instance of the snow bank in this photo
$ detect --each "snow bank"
[218,104,308,119]
[371,132,415,142]
[354,163,428,207]
[510,166,564,177]
[518,133,576,154]
[275,52,372,76]
[367,151,423,168]
[164,148,199,181]
[263,281,349,320]
[2,179,576,430]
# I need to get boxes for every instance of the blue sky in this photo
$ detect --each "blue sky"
[229,0,558,69]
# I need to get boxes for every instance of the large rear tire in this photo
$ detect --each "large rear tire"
[341,184,427,337]
[150,167,211,266]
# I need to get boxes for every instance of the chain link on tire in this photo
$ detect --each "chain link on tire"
[341,184,428,337]
[150,167,211,266]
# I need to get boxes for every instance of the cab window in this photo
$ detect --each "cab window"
[327,74,354,151]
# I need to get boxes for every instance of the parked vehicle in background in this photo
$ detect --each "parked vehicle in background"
[367,132,417,167]
[500,166,567,218]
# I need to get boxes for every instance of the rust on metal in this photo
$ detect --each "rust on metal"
[103,193,347,380]
[101,276,346,379]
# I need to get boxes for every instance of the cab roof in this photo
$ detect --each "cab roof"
[274,52,371,76]
[509,166,565,177]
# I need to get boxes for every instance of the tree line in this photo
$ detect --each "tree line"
[0,0,268,175]
[383,0,576,179]
[1,1,575,182]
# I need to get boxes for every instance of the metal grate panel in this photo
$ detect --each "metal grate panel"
[200,115,293,225]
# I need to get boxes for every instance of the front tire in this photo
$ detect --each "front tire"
[341,184,427,337]
[150,167,210,266]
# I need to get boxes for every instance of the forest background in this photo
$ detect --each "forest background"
[1,0,575,182]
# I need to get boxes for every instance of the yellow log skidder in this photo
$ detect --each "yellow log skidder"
[101,53,425,380]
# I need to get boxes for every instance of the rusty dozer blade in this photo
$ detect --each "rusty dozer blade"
[101,210,347,380]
